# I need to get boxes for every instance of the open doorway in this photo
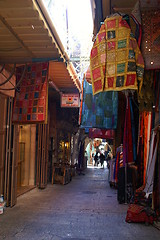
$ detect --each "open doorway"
[17,125,36,196]
[85,138,113,168]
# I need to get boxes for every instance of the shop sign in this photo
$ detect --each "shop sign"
[61,93,80,108]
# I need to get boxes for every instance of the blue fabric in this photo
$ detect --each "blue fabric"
[80,79,118,130]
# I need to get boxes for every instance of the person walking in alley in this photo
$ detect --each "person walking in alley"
[100,152,105,168]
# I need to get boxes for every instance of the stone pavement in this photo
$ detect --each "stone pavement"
[0,167,160,240]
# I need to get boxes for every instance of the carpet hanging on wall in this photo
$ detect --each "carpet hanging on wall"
[12,62,48,124]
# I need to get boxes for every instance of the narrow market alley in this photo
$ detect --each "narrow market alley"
[0,167,159,240]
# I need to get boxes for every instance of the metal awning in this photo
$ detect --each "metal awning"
[0,0,81,93]
[48,62,81,93]
[0,0,67,63]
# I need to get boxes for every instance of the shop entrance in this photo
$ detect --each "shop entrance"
[17,125,36,196]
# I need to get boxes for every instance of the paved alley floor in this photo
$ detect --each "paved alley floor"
[0,167,160,240]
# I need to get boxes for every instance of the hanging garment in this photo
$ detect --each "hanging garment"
[153,130,160,214]
[113,151,120,185]
[143,112,152,185]
[138,71,154,112]
[129,97,137,162]
[137,113,144,187]
[123,96,133,166]
[90,14,144,95]
[144,129,159,197]
[80,78,118,130]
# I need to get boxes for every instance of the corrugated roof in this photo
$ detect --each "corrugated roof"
[0,0,81,93]
[48,62,81,93]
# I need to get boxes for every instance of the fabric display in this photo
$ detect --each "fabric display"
[129,127,159,219]
[126,203,157,224]
[90,14,144,95]
[139,0,160,69]
[153,130,160,215]
[137,112,152,187]
[113,145,123,186]
[80,78,118,131]
[89,128,115,139]
[144,129,159,197]
[123,96,137,166]
[138,70,154,112]
[12,62,48,124]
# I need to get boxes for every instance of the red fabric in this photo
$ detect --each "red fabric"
[123,97,133,166]
[89,128,115,139]
[126,204,157,224]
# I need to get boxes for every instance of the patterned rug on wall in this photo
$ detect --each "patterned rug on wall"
[12,62,48,124]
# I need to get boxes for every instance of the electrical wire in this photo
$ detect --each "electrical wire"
[0,64,27,91]
[0,63,16,86]
[0,64,5,74]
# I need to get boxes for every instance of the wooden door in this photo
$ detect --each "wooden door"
[0,94,7,196]
[36,123,49,189]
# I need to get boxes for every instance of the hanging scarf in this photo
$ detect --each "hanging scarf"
[123,96,133,166]
[129,97,137,162]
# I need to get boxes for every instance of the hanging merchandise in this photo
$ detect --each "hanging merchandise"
[113,145,123,187]
[12,63,48,124]
[153,129,160,215]
[123,95,138,166]
[138,70,154,112]
[131,127,160,216]
[79,78,118,131]
[90,14,144,95]
[130,97,137,163]
[137,111,152,187]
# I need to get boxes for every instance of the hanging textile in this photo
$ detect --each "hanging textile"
[114,151,120,185]
[90,14,144,95]
[153,129,160,214]
[138,70,154,112]
[144,129,159,197]
[80,78,118,130]
[143,112,152,185]
[137,113,144,187]
[12,63,48,124]
[129,97,137,162]
[139,0,160,69]
[137,111,152,187]
[123,96,133,166]
[89,128,115,139]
